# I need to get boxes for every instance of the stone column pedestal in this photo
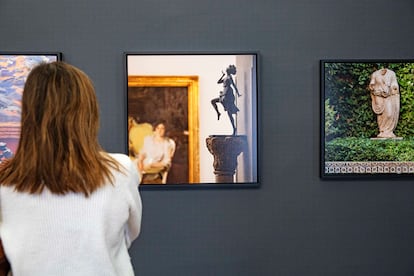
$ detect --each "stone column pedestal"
[206,135,247,183]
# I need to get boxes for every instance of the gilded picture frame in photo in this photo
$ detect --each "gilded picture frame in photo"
[0,52,62,162]
[321,59,414,178]
[125,52,259,188]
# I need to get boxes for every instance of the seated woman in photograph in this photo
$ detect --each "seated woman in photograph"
[138,122,176,184]
[0,61,142,276]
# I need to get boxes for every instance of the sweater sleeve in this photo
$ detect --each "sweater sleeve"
[124,159,142,248]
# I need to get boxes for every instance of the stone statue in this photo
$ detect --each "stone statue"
[211,65,241,135]
[369,68,400,138]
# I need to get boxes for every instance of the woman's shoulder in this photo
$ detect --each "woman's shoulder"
[106,153,139,182]
[107,153,133,167]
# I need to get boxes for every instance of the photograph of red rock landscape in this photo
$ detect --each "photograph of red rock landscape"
[0,54,60,161]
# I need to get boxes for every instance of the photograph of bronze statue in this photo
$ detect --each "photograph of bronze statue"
[126,53,258,187]
[211,65,242,135]
[321,60,414,177]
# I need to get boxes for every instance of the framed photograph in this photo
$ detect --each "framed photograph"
[321,59,414,177]
[125,52,259,188]
[0,52,62,162]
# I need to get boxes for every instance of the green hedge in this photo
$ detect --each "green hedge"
[325,137,414,161]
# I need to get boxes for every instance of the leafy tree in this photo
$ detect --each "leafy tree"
[324,99,339,140]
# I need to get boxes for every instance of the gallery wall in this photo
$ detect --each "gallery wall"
[1,0,414,275]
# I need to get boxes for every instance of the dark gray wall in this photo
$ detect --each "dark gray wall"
[2,0,414,275]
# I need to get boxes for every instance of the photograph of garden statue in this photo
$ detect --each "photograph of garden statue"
[322,60,414,176]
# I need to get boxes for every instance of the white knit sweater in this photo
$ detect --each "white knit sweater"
[0,153,142,276]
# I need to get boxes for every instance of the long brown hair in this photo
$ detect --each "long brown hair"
[0,61,120,196]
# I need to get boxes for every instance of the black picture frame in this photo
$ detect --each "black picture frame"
[0,52,62,162]
[321,59,414,178]
[125,52,260,189]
